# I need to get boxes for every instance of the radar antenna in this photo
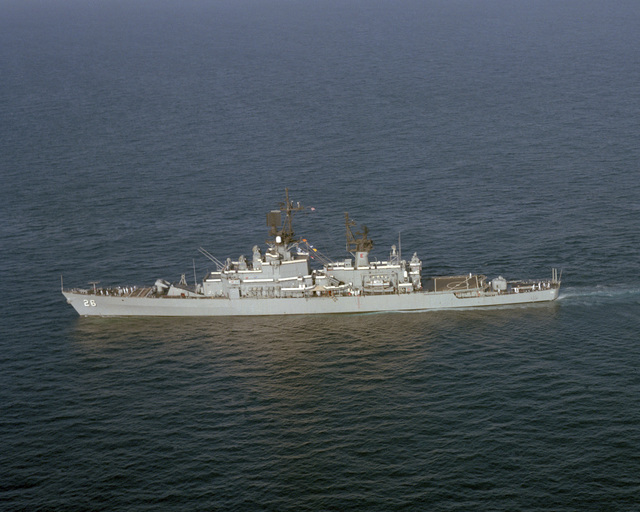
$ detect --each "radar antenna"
[345,212,374,254]
[266,188,305,245]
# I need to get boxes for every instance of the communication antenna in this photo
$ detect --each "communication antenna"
[193,259,197,288]
[344,212,373,254]
[267,188,304,245]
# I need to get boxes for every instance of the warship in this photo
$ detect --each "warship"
[63,190,561,317]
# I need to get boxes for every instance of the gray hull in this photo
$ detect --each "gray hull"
[63,287,560,317]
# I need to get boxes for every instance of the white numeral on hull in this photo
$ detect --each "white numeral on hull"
[83,299,97,307]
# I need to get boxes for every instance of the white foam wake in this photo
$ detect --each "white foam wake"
[558,285,640,305]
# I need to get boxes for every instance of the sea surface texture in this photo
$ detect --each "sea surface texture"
[2,0,640,510]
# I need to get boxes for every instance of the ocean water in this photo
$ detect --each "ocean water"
[2,0,640,510]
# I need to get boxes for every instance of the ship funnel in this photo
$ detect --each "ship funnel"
[355,251,369,268]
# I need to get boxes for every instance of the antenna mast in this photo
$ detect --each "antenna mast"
[267,188,304,245]
[345,212,374,254]
[193,259,197,288]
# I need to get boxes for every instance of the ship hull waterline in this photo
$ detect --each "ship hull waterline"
[63,288,560,317]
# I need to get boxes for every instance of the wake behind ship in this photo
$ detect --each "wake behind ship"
[63,190,561,317]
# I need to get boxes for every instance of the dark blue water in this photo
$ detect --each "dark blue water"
[2,0,640,510]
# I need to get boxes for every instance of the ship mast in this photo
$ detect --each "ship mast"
[345,212,374,268]
[345,212,374,254]
[267,188,304,246]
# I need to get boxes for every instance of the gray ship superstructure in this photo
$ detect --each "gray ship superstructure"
[63,190,561,317]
